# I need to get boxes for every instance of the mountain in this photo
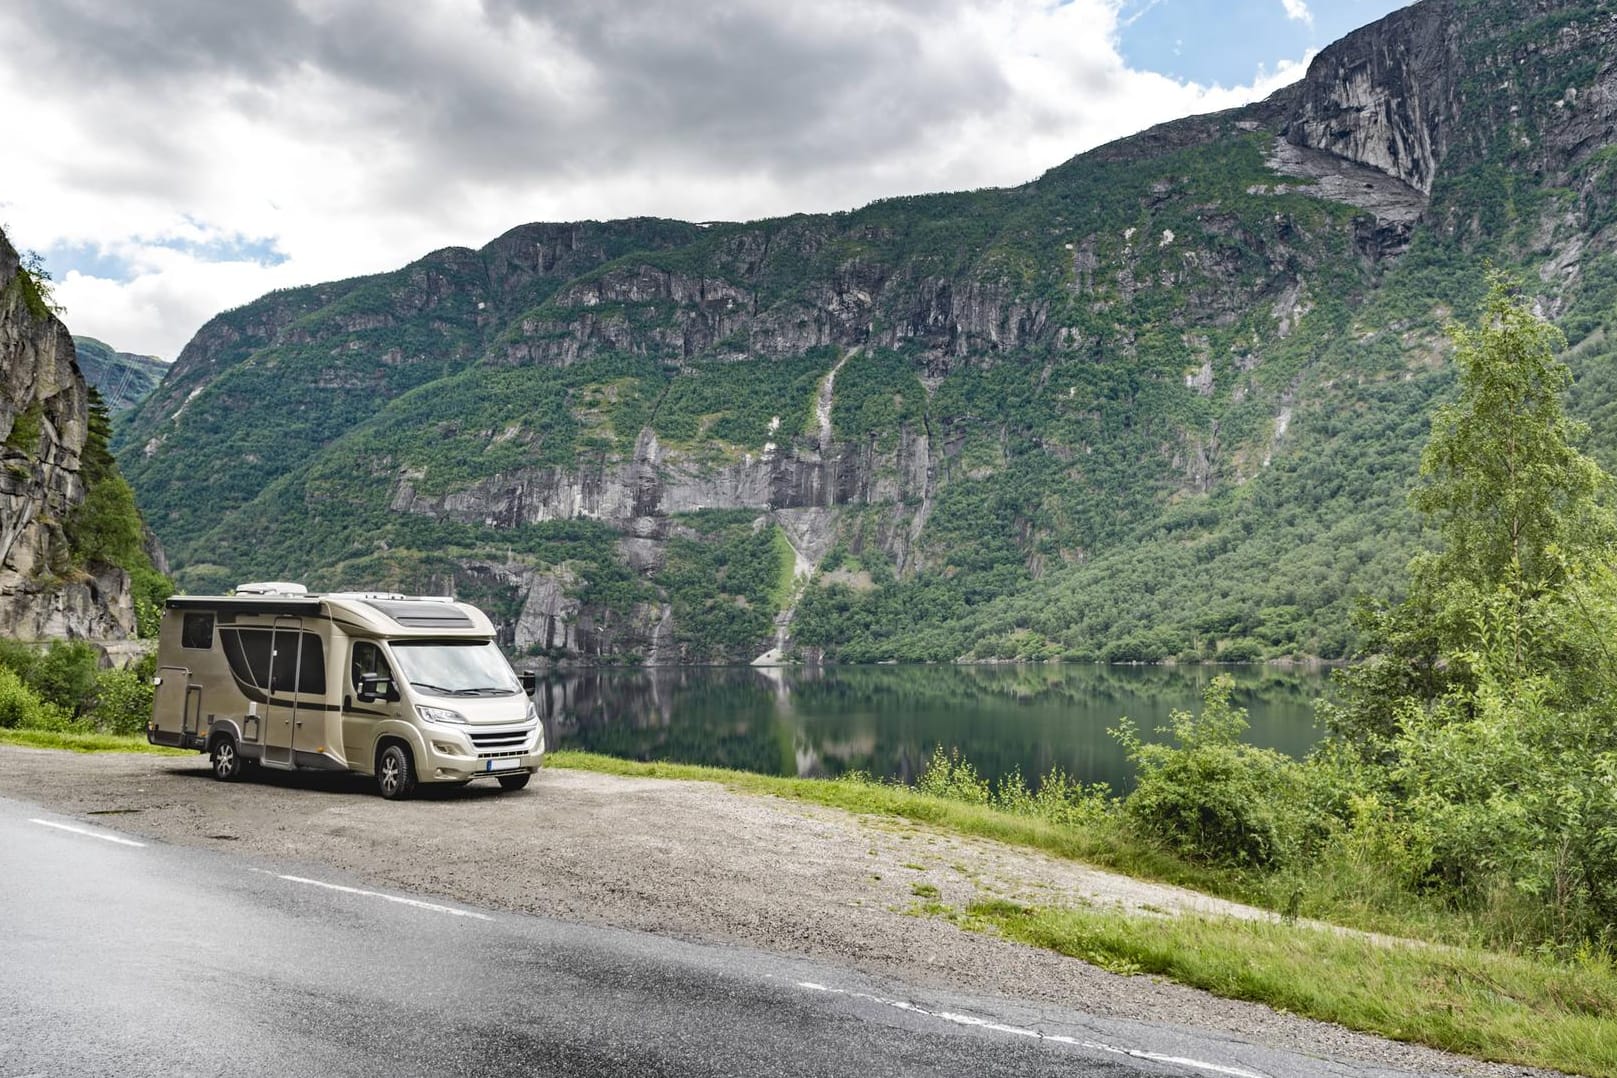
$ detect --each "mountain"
[72,337,168,415]
[116,0,1617,664]
[1,230,167,640]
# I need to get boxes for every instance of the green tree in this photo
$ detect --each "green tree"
[1411,270,1614,674]
[1319,273,1617,945]
[1327,274,1616,744]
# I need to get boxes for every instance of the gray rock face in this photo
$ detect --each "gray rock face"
[1279,0,1617,198]
[389,416,935,663]
[1281,0,1460,194]
[0,231,137,641]
[393,420,932,529]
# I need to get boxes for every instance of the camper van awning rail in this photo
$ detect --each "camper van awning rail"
[166,596,325,617]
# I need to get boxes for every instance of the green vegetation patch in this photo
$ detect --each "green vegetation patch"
[971,900,1617,1077]
[653,352,829,448]
[657,511,791,660]
[0,642,159,738]
[0,728,187,755]
[830,348,927,447]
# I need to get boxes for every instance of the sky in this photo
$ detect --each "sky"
[0,0,1409,360]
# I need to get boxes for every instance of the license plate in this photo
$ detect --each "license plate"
[486,758,520,772]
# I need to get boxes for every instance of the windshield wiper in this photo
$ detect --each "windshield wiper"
[449,686,514,696]
[410,681,456,694]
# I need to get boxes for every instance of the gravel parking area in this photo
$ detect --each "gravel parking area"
[0,745,1552,1077]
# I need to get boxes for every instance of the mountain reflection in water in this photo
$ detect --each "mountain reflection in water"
[535,664,1327,791]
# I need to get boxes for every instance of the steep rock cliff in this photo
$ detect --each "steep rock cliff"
[0,231,140,639]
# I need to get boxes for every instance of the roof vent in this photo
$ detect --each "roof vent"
[234,582,308,596]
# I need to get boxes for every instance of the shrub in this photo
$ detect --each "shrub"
[1028,767,1116,829]
[916,746,991,805]
[89,658,155,736]
[27,640,100,715]
[1115,674,1305,869]
[0,667,70,730]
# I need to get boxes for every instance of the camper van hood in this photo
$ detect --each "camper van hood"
[408,692,534,727]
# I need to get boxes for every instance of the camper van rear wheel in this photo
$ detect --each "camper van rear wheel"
[497,772,530,792]
[210,736,243,782]
[376,743,416,800]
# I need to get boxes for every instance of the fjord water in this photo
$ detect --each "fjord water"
[538,664,1327,790]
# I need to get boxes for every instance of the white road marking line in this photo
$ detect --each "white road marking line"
[274,874,494,921]
[27,819,146,848]
[797,982,1269,1078]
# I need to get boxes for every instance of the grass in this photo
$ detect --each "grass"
[0,728,189,755]
[969,899,1617,1077]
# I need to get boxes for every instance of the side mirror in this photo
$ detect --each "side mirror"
[358,672,398,703]
[519,671,537,695]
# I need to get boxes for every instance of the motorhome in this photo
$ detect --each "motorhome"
[148,583,544,798]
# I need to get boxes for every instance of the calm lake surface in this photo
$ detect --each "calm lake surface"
[537,664,1329,791]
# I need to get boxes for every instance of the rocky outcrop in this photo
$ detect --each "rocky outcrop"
[0,230,138,640]
[447,556,679,665]
[1279,0,1460,194]
[393,419,933,530]
[1278,1,1617,202]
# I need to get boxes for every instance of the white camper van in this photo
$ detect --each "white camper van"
[148,583,544,799]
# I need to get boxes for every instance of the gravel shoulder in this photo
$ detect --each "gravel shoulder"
[0,745,1549,1077]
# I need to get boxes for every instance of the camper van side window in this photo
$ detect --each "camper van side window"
[181,613,214,650]
[221,629,272,689]
[221,629,327,695]
[266,632,328,695]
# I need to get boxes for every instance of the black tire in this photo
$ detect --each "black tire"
[210,736,244,782]
[497,772,531,792]
[376,743,417,800]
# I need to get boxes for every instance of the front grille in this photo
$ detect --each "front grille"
[470,728,530,751]
[478,749,525,760]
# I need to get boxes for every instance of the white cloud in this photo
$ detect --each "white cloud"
[1281,0,1314,24]
[0,0,1316,359]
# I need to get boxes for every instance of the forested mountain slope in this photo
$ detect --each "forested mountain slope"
[117,0,1617,663]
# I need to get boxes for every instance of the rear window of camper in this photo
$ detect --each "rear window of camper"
[181,613,214,649]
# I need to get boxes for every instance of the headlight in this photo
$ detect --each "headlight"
[524,700,540,726]
[416,704,468,725]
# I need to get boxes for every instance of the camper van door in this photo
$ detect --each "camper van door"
[263,617,302,764]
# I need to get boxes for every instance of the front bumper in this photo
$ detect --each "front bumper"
[419,723,545,783]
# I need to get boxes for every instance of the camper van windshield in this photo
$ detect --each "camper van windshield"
[388,641,520,697]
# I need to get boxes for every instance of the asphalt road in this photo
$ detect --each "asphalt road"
[0,795,1420,1078]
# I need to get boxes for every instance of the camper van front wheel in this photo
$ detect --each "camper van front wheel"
[210,736,243,781]
[376,743,417,800]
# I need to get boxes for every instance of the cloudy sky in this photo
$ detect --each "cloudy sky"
[1,0,1408,359]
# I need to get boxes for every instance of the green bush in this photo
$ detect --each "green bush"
[0,667,71,730]
[28,640,100,715]
[0,638,38,681]
[89,656,155,736]
[1115,674,1304,869]
[131,567,174,639]
[0,639,101,716]
[916,746,991,805]
[995,765,1116,829]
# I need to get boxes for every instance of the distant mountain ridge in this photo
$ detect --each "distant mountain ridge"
[73,337,167,414]
[117,0,1617,664]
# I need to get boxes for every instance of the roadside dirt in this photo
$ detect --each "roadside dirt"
[0,746,1550,1077]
